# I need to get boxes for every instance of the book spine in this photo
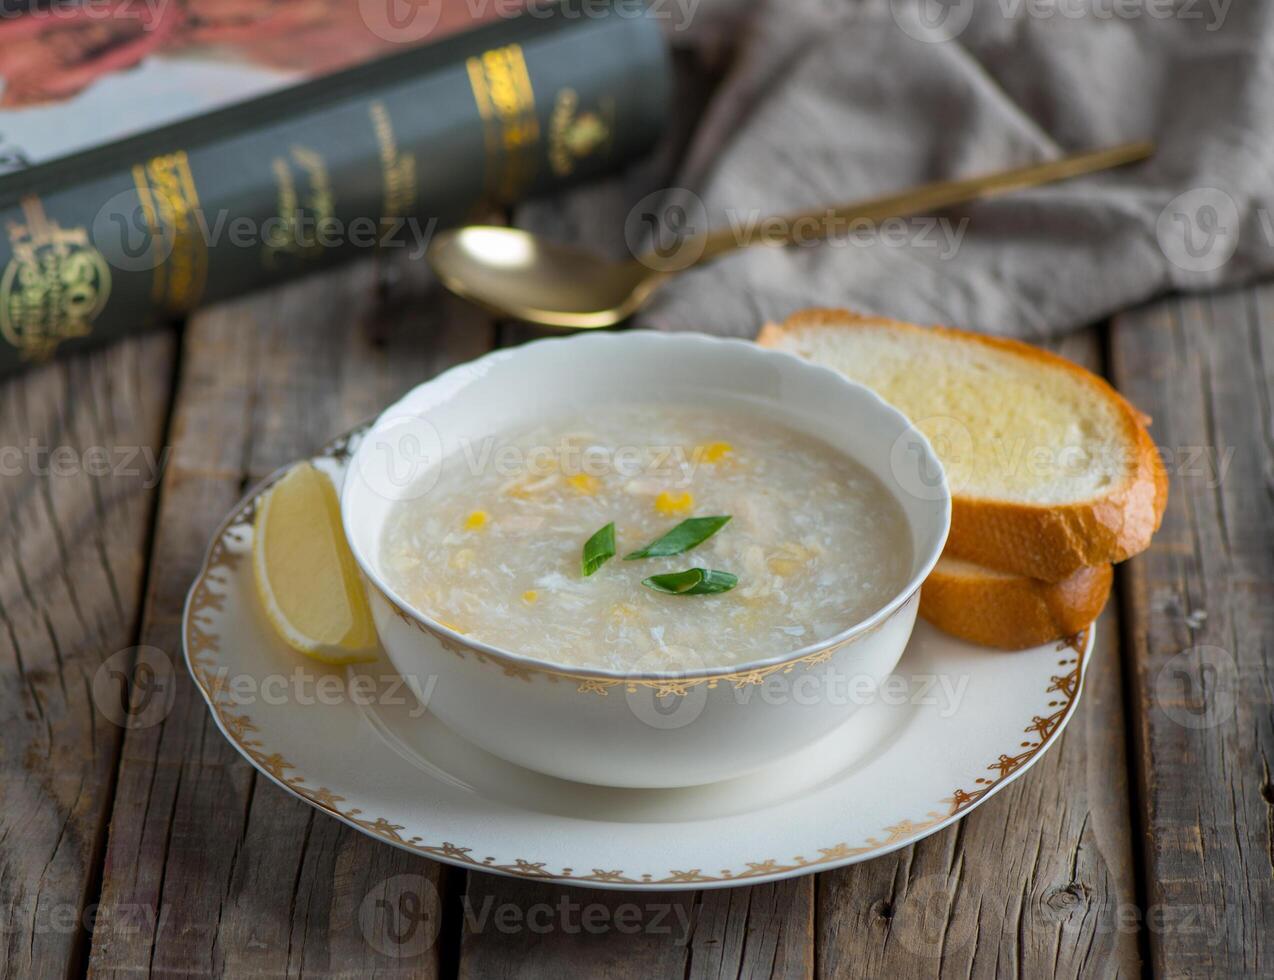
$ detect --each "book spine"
[0,0,669,375]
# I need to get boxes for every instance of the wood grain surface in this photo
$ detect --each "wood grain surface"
[1109,288,1274,979]
[0,332,176,980]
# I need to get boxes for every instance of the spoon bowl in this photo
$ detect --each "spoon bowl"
[427,227,662,329]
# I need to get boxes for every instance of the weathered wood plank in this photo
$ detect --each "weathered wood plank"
[456,876,813,980]
[814,329,1142,979]
[1109,287,1274,978]
[816,605,1137,979]
[0,331,177,980]
[87,256,495,978]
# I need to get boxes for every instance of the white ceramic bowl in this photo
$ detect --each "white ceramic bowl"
[342,331,950,788]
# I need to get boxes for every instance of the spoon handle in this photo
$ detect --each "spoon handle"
[694,140,1154,263]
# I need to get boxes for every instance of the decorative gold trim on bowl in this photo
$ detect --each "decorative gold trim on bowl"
[378,589,887,697]
[183,436,1090,887]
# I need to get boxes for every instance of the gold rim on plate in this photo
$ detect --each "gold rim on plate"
[183,433,1090,886]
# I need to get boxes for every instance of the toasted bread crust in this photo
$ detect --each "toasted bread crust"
[758,309,1168,581]
[920,560,1112,650]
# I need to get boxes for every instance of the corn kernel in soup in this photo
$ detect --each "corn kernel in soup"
[379,405,913,670]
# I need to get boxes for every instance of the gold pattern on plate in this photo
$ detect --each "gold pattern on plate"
[183,433,1089,886]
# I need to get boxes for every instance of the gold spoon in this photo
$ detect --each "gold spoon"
[427,140,1153,330]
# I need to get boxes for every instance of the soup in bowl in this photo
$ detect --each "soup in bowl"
[342,332,949,788]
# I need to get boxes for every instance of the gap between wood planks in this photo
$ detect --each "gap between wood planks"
[1109,288,1274,978]
[0,326,178,980]
[83,252,493,978]
[70,322,186,980]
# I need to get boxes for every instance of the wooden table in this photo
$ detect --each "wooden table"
[4,57,1273,980]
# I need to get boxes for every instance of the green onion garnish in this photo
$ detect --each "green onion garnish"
[581,522,616,577]
[641,568,738,596]
[624,516,731,560]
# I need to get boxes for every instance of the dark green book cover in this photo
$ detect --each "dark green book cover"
[0,0,670,374]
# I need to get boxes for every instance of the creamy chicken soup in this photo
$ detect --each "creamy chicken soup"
[379,404,913,670]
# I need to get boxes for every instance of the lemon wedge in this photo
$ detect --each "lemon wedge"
[252,462,377,663]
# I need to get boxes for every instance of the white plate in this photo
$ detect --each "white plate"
[184,434,1092,891]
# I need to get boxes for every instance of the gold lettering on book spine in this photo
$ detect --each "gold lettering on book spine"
[370,101,417,221]
[263,145,334,268]
[0,196,110,360]
[131,150,207,314]
[467,43,539,202]
[549,88,614,177]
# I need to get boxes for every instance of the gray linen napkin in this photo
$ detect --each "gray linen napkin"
[639,0,1273,339]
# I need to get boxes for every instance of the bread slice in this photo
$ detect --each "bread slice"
[757,309,1167,581]
[920,556,1111,650]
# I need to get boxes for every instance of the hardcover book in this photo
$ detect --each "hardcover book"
[0,0,671,374]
